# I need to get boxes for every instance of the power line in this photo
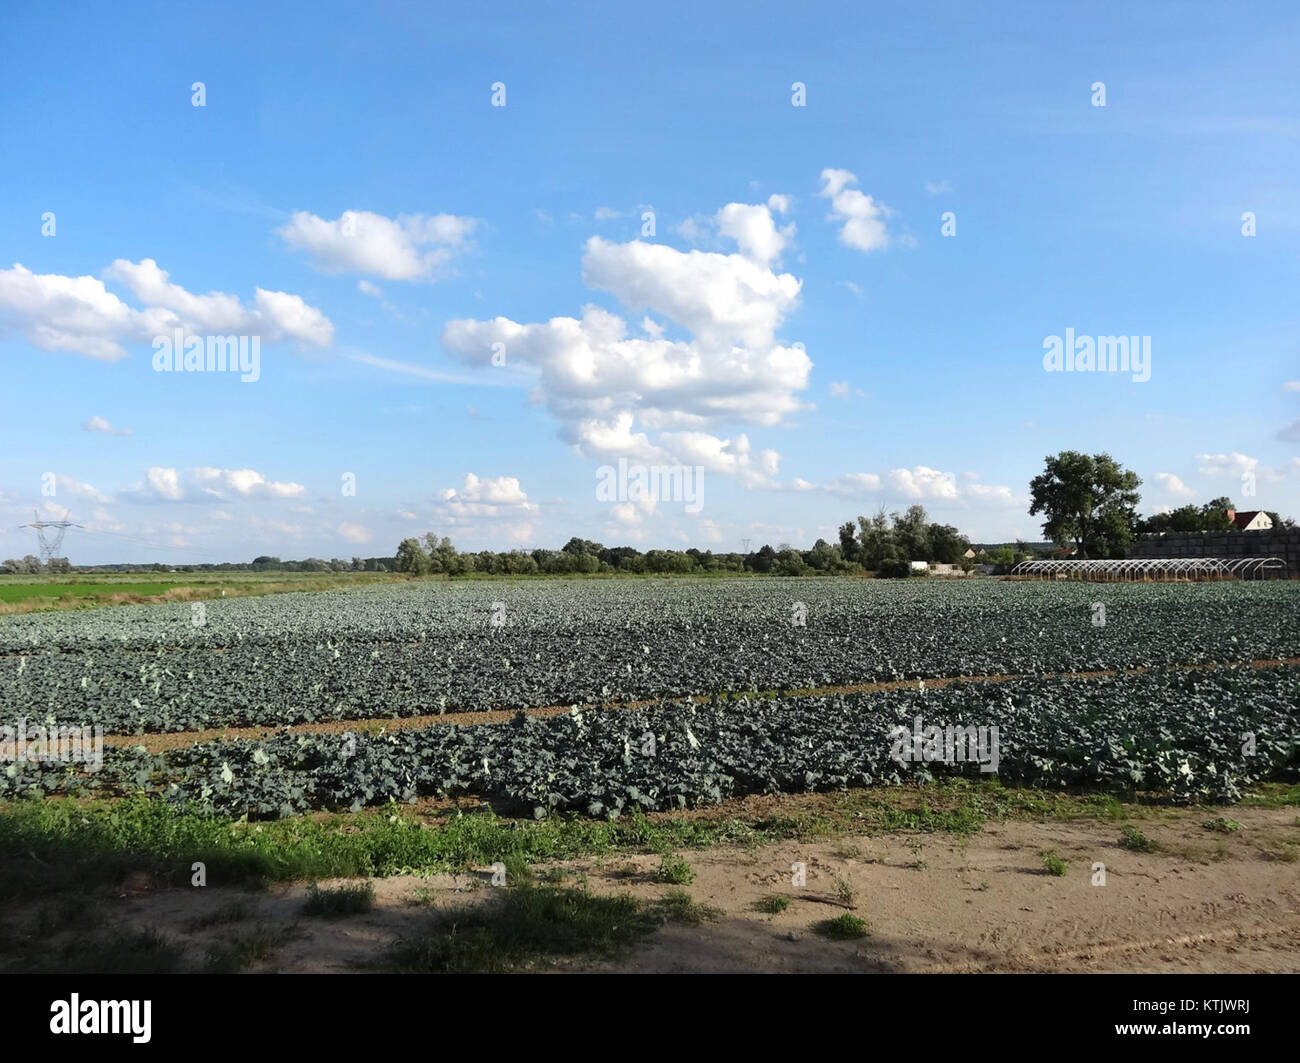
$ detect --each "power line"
[19,509,82,564]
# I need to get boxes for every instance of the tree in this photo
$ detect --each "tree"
[1029,451,1142,558]
[837,521,862,564]
[856,508,893,569]
[927,523,969,564]
[890,505,930,561]
[394,538,431,575]
[1138,498,1234,534]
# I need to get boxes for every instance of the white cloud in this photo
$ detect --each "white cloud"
[593,206,622,221]
[0,259,335,362]
[963,482,1017,504]
[1278,419,1300,442]
[1196,452,1259,478]
[51,474,110,504]
[830,380,850,398]
[0,263,170,361]
[83,415,132,436]
[439,473,538,518]
[357,279,383,297]
[144,467,183,500]
[818,168,892,253]
[886,465,958,499]
[1153,472,1195,498]
[104,259,335,347]
[442,207,810,486]
[278,209,476,281]
[1282,381,1300,391]
[827,472,883,493]
[714,201,794,266]
[925,180,953,196]
[793,467,1017,507]
[132,466,306,502]
[698,518,725,543]
[337,522,372,544]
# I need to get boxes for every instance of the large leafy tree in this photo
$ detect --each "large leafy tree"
[1137,497,1235,534]
[1028,451,1142,558]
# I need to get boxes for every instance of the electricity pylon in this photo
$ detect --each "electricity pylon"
[20,510,82,564]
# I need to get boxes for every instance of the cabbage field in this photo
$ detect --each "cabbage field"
[2,577,1298,817]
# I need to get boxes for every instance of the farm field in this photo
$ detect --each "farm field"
[0,570,400,614]
[2,576,1297,973]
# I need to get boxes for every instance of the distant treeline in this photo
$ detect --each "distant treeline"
[392,506,1030,577]
[4,505,1070,577]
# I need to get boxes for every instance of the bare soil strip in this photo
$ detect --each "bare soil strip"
[33,803,1295,973]
[103,655,1300,753]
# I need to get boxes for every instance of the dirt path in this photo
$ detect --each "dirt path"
[26,804,1296,974]
[104,656,1300,753]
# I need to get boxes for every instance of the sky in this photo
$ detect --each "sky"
[1,0,1298,565]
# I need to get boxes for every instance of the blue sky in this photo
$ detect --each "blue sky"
[2,0,1297,564]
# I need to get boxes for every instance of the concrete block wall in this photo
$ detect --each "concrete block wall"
[1127,529,1300,578]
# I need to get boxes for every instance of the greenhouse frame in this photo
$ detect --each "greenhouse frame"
[1009,557,1286,582]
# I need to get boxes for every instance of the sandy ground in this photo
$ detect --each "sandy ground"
[15,804,1297,974]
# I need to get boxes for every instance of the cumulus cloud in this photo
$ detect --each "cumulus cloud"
[1196,452,1259,478]
[441,204,810,487]
[818,168,892,253]
[278,209,476,281]
[0,264,170,361]
[790,467,1017,506]
[104,259,334,346]
[439,473,538,519]
[886,465,958,499]
[337,522,372,544]
[51,474,110,504]
[1196,451,1296,485]
[130,466,306,502]
[83,415,132,436]
[1153,472,1195,498]
[714,201,794,267]
[0,259,334,361]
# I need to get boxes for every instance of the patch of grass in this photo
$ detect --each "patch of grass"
[11,926,183,974]
[1119,825,1159,853]
[1042,851,1069,876]
[654,888,720,926]
[36,891,106,936]
[831,872,858,909]
[1203,817,1242,833]
[754,894,790,915]
[383,885,661,973]
[303,881,374,917]
[3,779,1285,901]
[203,925,297,972]
[187,899,254,930]
[652,853,696,885]
[814,913,870,940]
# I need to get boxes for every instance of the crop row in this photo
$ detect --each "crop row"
[5,665,1297,815]
[2,579,1298,734]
